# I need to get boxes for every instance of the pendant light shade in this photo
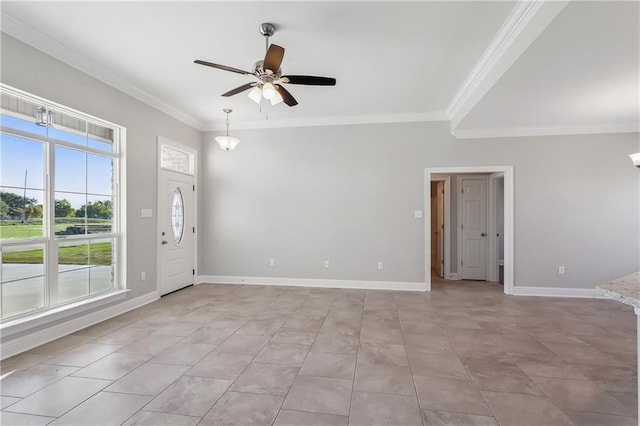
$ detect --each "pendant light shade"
[215,109,240,151]
[215,135,240,151]
[270,90,284,106]
[248,86,262,104]
[630,152,640,168]
[261,83,277,100]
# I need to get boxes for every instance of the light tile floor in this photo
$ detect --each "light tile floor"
[1,278,637,425]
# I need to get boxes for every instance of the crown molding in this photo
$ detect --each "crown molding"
[203,110,449,131]
[1,11,205,131]
[453,122,640,139]
[1,11,448,133]
[5,6,632,140]
[446,0,569,130]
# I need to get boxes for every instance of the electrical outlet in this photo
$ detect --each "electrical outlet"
[324,260,330,268]
[269,258,275,266]
[141,271,146,281]
[414,210,423,218]
[558,266,565,275]
[377,261,384,270]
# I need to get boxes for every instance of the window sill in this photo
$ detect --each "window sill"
[0,289,129,339]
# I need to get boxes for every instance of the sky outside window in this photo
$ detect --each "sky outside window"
[1,113,113,212]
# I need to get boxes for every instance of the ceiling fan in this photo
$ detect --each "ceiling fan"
[194,23,336,107]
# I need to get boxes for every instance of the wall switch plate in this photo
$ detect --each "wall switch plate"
[141,271,146,280]
[414,210,423,218]
[269,258,275,266]
[324,260,330,268]
[558,266,565,275]
[377,261,384,270]
[141,209,153,218]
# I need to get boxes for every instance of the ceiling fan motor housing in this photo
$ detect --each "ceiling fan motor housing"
[253,60,282,79]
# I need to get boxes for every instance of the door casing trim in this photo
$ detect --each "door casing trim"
[488,173,505,283]
[156,137,198,296]
[424,166,514,294]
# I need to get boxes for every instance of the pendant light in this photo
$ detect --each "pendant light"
[630,152,640,168]
[34,106,52,127]
[215,109,240,152]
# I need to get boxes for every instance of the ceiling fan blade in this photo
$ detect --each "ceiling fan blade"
[281,75,336,86]
[263,44,285,73]
[276,85,298,106]
[194,60,251,75]
[221,83,256,97]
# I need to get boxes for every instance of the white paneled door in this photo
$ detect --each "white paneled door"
[461,177,488,280]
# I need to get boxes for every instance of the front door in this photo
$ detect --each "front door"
[157,141,195,295]
[460,176,487,280]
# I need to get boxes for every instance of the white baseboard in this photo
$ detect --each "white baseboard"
[1,291,159,360]
[512,286,607,299]
[447,273,460,280]
[198,275,426,292]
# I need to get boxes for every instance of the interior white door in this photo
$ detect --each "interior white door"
[158,169,194,295]
[436,181,445,278]
[461,177,487,280]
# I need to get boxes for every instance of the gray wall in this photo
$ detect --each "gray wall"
[202,123,639,289]
[1,35,202,300]
[3,30,639,308]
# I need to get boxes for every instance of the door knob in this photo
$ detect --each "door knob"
[161,240,168,245]
[481,233,487,237]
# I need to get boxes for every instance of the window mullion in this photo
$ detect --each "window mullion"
[47,140,58,307]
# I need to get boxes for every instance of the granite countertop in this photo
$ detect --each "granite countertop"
[597,272,640,309]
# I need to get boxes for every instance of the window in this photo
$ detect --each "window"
[160,144,194,175]
[171,188,184,244]
[0,84,124,321]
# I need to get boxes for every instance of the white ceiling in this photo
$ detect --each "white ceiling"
[456,0,640,137]
[2,1,638,138]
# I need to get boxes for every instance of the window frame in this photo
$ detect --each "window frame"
[0,84,127,330]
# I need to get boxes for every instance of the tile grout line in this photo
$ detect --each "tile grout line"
[116,286,261,426]
[401,293,429,426]
[272,288,345,424]
[187,285,268,426]
[265,288,317,426]
[345,290,366,424]
[195,285,313,425]
[447,328,501,423]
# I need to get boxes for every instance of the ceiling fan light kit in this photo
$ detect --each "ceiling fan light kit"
[248,86,263,104]
[215,108,240,152]
[195,22,336,108]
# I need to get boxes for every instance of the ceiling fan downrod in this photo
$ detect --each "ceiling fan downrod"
[259,23,276,53]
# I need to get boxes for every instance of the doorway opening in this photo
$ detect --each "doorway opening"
[424,166,513,294]
[429,176,451,280]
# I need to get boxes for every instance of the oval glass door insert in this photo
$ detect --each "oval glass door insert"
[171,187,184,244]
